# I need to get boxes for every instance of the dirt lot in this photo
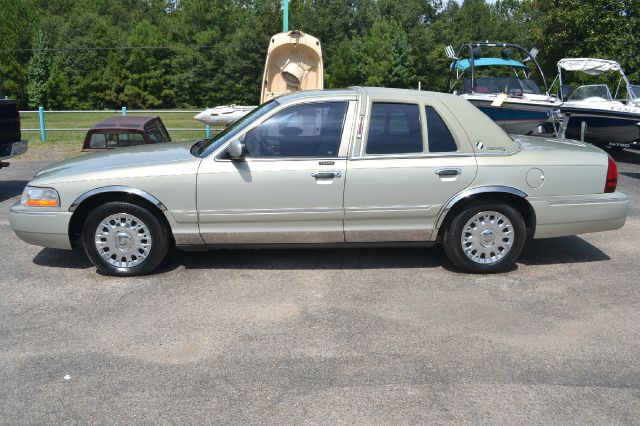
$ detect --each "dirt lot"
[1,150,639,424]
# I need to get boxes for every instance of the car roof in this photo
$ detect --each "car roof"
[92,116,159,131]
[274,87,466,103]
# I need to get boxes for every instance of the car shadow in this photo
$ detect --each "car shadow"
[0,180,28,203]
[157,246,449,272]
[158,235,609,273]
[33,247,93,269]
[518,236,610,265]
[32,236,611,273]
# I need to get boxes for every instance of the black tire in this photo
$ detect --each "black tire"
[443,202,526,273]
[82,201,170,276]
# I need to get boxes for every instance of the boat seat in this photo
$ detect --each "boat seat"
[282,62,305,87]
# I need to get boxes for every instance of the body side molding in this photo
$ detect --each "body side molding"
[435,185,529,229]
[68,186,167,212]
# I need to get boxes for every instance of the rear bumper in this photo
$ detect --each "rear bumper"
[9,203,72,250]
[0,140,28,161]
[530,192,628,239]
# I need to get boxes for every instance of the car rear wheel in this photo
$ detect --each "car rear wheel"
[82,202,169,276]
[443,202,526,273]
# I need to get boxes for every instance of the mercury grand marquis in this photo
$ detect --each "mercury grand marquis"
[10,87,629,276]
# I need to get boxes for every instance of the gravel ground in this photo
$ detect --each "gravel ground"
[1,150,639,424]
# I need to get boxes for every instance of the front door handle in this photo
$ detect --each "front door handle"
[435,168,461,177]
[312,171,342,179]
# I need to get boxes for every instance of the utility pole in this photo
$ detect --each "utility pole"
[283,0,289,32]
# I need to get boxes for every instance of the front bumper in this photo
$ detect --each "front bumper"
[530,191,629,239]
[0,140,28,161]
[9,203,73,250]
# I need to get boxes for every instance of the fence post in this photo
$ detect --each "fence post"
[38,106,46,142]
[283,0,288,32]
[121,106,127,116]
[205,124,211,139]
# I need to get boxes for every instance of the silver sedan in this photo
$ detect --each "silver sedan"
[10,87,628,276]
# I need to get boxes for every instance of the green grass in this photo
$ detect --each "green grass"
[18,110,223,161]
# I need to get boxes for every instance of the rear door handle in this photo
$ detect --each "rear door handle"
[312,171,342,179]
[435,168,461,176]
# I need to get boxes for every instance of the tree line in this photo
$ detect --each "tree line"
[1,0,638,110]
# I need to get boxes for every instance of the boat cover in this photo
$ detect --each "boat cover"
[451,58,527,71]
[558,58,622,75]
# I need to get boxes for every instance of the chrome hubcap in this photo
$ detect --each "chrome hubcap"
[94,213,152,268]
[461,211,514,265]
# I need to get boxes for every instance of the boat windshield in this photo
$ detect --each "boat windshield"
[462,77,543,95]
[194,100,279,157]
[568,84,613,102]
[629,85,640,99]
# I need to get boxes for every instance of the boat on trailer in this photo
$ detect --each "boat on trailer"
[261,30,323,104]
[193,105,257,126]
[444,42,562,135]
[194,30,323,127]
[556,58,640,150]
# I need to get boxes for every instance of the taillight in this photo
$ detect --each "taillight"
[605,155,618,193]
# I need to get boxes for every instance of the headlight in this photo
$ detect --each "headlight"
[20,186,60,207]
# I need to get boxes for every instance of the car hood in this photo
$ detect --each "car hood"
[32,141,199,183]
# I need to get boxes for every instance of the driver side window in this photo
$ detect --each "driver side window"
[243,101,347,158]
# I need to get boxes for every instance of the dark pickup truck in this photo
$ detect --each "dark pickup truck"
[0,99,28,168]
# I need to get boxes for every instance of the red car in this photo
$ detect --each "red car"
[82,116,171,151]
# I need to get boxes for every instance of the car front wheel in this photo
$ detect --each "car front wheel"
[443,202,526,273]
[82,201,170,276]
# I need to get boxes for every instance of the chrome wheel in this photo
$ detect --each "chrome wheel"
[460,210,514,265]
[94,213,152,268]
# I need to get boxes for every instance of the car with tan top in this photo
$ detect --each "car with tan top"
[10,87,628,276]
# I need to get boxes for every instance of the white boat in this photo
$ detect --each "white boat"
[194,30,324,127]
[193,105,257,126]
[557,58,640,149]
[445,42,562,135]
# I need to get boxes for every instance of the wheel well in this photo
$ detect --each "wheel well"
[68,192,173,249]
[436,192,536,241]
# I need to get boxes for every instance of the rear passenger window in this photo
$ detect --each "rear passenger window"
[425,106,457,152]
[89,133,106,149]
[105,133,118,149]
[366,103,423,155]
[118,133,146,147]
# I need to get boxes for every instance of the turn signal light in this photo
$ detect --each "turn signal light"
[605,155,618,193]
[26,199,59,207]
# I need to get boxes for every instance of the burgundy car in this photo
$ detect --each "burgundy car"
[82,116,171,151]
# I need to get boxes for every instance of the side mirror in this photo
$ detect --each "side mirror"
[228,138,245,160]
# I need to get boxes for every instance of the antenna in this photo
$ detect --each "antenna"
[444,45,457,59]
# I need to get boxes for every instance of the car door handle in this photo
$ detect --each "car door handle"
[435,168,462,176]
[312,171,342,179]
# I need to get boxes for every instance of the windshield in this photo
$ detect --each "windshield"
[194,100,279,157]
[630,85,640,99]
[568,84,612,101]
[462,76,543,95]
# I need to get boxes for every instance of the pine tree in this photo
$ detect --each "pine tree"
[26,31,51,108]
